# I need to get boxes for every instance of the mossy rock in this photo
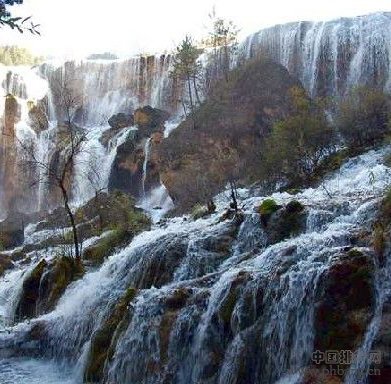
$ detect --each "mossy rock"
[314,249,375,368]
[0,255,13,277]
[218,272,251,331]
[258,199,280,216]
[83,229,131,266]
[15,259,47,320]
[263,200,306,244]
[76,191,150,235]
[39,256,85,312]
[15,256,85,320]
[191,204,210,220]
[84,287,137,383]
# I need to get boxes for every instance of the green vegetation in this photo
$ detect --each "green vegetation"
[258,199,280,216]
[80,192,150,265]
[83,229,129,266]
[0,46,43,66]
[337,87,391,148]
[170,35,203,124]
[263,87,336,186]
[84,287,137,383]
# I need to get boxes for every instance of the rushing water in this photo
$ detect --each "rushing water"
[0,147,390,383]
[1,12,391,383]
[1,13,391,216]
[240,12,391,98]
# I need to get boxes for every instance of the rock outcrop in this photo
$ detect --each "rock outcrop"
[108,106,169,198]
[108,113,134,129]
[15,256,84,321]
[28,103,49,132]
[158,57,301,213]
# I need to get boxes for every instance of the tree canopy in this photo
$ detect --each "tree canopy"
[0,45,43,65]
[0,0,39,34]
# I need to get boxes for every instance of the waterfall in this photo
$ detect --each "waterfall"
[0,147,390,383]
[142,137,152,198]
[240,12,391,98]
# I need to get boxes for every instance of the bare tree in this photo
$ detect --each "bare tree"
[11,70,88,260]
[18,129,86,260]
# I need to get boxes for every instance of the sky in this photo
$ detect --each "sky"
[1,0,391,58]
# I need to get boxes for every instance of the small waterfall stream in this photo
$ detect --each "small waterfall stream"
[142,137,152,198]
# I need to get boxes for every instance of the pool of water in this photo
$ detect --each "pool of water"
[0,358,76,384]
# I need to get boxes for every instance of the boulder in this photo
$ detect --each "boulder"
[108,113,134,129]
[0,213,25,249]
[134,105,169,136]
[15,256,84,321]
[313,249,375,378]
[15,259,48,320]
[108,135,160,198]
[258,200,306,244]
[28,103,49,132]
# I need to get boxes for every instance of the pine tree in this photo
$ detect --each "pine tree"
[170,35,203,128]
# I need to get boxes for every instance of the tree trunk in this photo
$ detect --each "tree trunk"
[187,76,196,129]
[60,183,80,260]
[229,180,238,212]
[193,76,201,106]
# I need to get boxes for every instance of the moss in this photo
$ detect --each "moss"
[191,203,210,220]
[83,229,131,265]
[15,259,47,320]
[219,289,238,326]
[285,200,304,214]
[84,287,137,383]
[0,255,13,277]
[258,199,280,216]
[44,256,85,311]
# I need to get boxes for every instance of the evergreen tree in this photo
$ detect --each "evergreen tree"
[170,35,203,127]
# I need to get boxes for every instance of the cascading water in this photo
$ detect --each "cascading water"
[142,137,152,198]
[240,12,391,98]
[0,147,390,383]
[1,13,391,216]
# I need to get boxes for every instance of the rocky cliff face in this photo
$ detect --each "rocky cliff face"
[1,12,391,219]
[158,57,301,213]
[108,106,168,199]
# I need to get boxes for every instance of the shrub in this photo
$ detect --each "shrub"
[263,87,336,185]
[191,203,210,220]
[337,87,391,148]
[83,229,130,265]
[258,199,280,216]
